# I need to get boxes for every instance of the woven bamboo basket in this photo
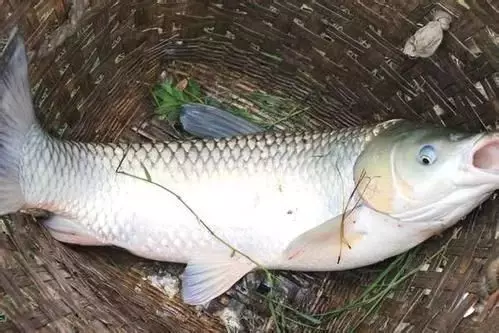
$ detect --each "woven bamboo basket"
[0,0,498,332]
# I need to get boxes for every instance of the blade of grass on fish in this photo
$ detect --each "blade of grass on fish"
[114,153,277,282]
[332,161,354,265]
[257,170,388,329]
[117,170,264,267]
[114,164,299,311]
[139,162,152,182]
[337,169,377,264]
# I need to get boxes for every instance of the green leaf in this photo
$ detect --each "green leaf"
[186,80,201,98]
[161,81,174,97]
[171,88,186,103]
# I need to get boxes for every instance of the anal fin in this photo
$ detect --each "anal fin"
[181,252,257,305]
[43,216,106,246]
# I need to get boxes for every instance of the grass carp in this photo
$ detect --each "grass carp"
[1,28,499,305]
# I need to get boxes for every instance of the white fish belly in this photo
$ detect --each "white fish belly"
[74,172,431,272]
[93,170,337,266]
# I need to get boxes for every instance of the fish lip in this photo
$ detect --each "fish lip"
[469,134,499,175]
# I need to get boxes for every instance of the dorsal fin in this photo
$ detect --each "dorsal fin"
[179,103,263,139]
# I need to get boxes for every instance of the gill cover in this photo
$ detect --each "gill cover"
[352,119,475,216]
[353,120,411,214]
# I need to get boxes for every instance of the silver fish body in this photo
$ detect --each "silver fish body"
[21,122,379,268]
[3,29,499,305]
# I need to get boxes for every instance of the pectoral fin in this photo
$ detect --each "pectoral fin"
[181,252,257,305]
[283,207,367,261]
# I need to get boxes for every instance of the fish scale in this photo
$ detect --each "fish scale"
[20,123,377,265]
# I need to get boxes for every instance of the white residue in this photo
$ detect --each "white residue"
[394,322,412,333]
[419,262,430,271]
[433,104,445,116]
[474,81,489,100]
[147,272,180,299]
[456,0,471,10]
[403,10,452,58]
[217,307,242,333]
[155,309,172,318]
[463,305,475,318]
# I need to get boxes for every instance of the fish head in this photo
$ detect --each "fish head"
[354,120,499,226]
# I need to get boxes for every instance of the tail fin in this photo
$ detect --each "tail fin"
[179,103,263,139]
[0,27,38,215]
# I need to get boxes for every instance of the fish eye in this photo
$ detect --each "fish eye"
[417,144,437,166]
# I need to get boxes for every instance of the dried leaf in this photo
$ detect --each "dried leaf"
[175,78,189,91]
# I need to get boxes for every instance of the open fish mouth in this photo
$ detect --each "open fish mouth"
[472,136,499,174]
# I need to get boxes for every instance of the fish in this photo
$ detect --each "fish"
[2,28,499,306]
